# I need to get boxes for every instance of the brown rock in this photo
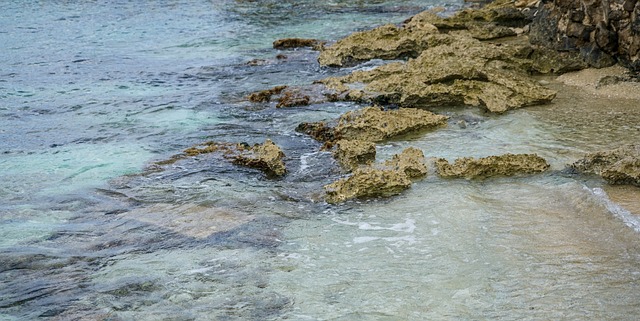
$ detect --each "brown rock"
[273,38,323,50]
[276,91,310,108]
[247,85,288,103]
[321,35,557,112]
[570,144,640,186]
[233,139,287,177]
[383,147,427,178]
[324,167,412,203]
[333,139,376,171]
[334,107,448,142]
[436,153,550,179]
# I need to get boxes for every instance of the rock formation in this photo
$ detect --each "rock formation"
[570,144,640,186]
[333,139,377,171]
[324,147,428,203]
[528,0,640,70]
[436,153,550,179]
[324,166,413,204]
[181,139,287,177]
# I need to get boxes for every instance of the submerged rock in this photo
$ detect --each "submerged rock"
[570,144,640,186]
[273,38,324,50]
[324,167,412,204]
[436,153,550,179]
[333,139,376,171]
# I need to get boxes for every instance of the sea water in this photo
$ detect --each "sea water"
[1,0,640,320]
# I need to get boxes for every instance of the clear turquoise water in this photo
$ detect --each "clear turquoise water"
[2,1,640,320]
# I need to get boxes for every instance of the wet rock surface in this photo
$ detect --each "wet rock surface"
[232,139,288,177]
[324,147,428,203]
[324,166,413,204]
[436,153,550,179]
[571,144,640,186]
[177,139,287,177]
[320,34,558,113]
[321,106,448,143]
[273,38,324,50]
[333,139,376,171]
[383,147,428,178]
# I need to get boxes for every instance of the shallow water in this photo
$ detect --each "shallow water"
[1,0,640,320]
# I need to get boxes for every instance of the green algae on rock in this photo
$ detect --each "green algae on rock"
[436,153,550,179]
[571,144,640,186]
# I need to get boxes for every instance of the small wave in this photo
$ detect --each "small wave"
[591,187,640,233]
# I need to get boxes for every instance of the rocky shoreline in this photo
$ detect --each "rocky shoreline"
[160,0,639,204]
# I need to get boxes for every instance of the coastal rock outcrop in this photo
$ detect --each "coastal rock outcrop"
[324,147,428,203]
[324,167,413,204]
[320,35,557,113]
[233,139,287,177]
[383,147,428,178]
[317,0,527,67]
[333,106,448,142]
[182,139,287,177]
[436,153,550,179]
[570,144,640,186]
[528,0,640,70]
[333,139,377,171]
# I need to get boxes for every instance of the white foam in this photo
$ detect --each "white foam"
[591,187,640,233]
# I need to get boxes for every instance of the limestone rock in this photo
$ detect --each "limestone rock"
[570,144,640,186]
[318,0,528,67]
[324,147,427,203]
[247,85,288,103]
[334,107,448,142]
[333,139,376,171]
[436,153,550,179]
[318,23,439,67]
[234,139,287,177]
[321,35,557,113]
[273,38,324,50]
[383,147,427,178]
[324,167,412,204]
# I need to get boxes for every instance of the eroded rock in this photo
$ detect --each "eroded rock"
[333,139,376,171]
[273,38,324,50]
[233,139,287,177]
[436,153,550,179]
[321,35,557,112]
[318,23,439,67]
[324,167,412,204]
[324,147,427,203]
[178,140,287,177]
[247,85,288,103]
[383,147,427,178]
[334,106,448,142]
[570,144,640,186]
[318,0,528,67]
